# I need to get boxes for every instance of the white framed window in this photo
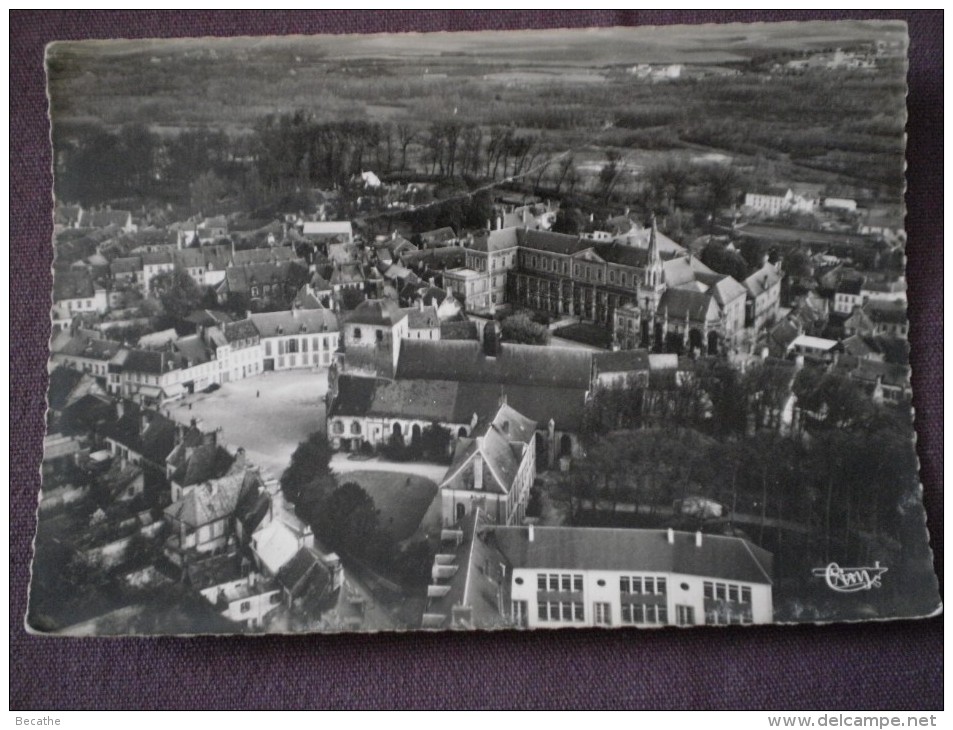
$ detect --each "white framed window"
[676,605,695,626]
[593,602,611,626]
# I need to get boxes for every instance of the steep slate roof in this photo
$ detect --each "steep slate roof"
[223,319,260,343]
[657,288,721,324]
[330,262,366,286]
[662,255,716,288]
[595,242,650,268]
[327,375,378,418]
[110,256,142,275]
[743,265,782,298]
[439,320,479,341]
[47,366,86,411]
[253,518,307,576]
[164,471,258,529]
[836,278,864,296]
[863,300,907,325]
[401,247,465,270]
[292,285,326,310]
[405,307,440,329]
[423,510,511,630]
[301,221,353,238]
[444,421,527,492]
[490,527,773,585]
[224,260,309,294]
[56,335,123,361]
[833,357,910,389]
[121,348,167,375]
[420,227,457,246]
[594,349,651,374]
[706,275,748,305]
[138,415,178,464]
[612,225,686,255]
[174,335,213,365]
[346,298,406,326]
[250,309,338,338]
[517,228,591,256]
[173,442,236,488]
[142,251,174,266]
[276,547,331,598]
[396,340,593,390]
[471,227,520,253]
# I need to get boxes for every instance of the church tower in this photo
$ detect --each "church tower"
[641,215,666,317]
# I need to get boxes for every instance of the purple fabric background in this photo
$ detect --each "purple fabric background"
[10,10,942,710]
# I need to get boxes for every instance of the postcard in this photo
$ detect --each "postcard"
[29,21,940,635]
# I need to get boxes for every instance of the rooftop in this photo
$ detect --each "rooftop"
[490,526,773,585]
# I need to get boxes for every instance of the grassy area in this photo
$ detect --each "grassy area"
[553,322,613,348]
[339,470,438,542]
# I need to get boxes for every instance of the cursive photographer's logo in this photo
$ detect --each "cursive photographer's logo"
[812,561,888,593]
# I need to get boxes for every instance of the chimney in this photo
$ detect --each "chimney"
[496,216,502,231]
[116,399,125,419]
[667,528,675,544]
[472,451,483,492]
[486,219,492,231]
[233,447,246,472]
[418,298,425,312]
[528,523,535,543]
[695,531,703,548]
[140,410,151,435]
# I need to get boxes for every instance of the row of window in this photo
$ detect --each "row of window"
[537,573,584,593]
[705,608,754,625]
[521,253,649,289]
[538,601,585,623]
[620,576,667,596]
[621,603,668,625]
[703,582,752,604]
[264,336,335,357]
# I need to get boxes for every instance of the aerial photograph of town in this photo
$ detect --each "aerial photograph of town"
[30,20,940,635]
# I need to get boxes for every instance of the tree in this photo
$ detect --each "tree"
[552,207,585,235]
[698,163,743,220]
[315,482,393,560]
[189,171,227,216]
[554,154,576,195]
[150,269,206,322]
[419,421,452,463]
[597,150,626,203]
[280,432,335,522]
[501,312,550,345]
[699,241,749,282]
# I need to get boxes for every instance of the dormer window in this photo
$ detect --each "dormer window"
[353,327,362,340]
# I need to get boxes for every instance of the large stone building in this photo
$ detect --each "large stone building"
[442,220,755,355]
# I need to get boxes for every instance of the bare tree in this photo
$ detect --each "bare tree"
[396,123,417,173]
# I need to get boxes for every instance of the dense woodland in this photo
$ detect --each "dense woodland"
[563,362,928,620]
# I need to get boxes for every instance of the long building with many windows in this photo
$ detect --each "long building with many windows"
[422,512,774,630]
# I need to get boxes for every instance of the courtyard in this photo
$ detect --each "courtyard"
[167,369,329,477]
[334,469,438,543]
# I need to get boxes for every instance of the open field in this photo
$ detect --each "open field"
[336,470,438,542]
[167,369,328,476]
